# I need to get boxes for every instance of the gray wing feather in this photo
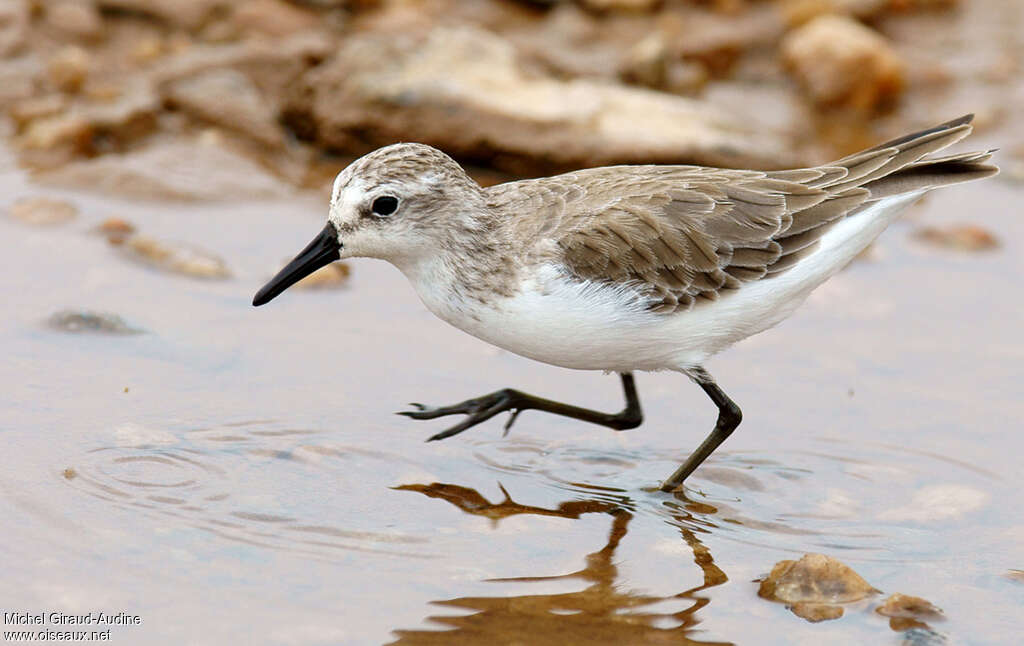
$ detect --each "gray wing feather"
[489,115,996,313]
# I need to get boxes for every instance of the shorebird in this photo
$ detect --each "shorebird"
[253,115,997,492]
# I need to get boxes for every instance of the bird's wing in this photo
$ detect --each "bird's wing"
[490,114,995,313]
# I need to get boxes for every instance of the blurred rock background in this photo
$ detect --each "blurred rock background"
[0,0,1019,197]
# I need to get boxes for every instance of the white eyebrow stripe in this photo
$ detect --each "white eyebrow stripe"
[333,171,363,208]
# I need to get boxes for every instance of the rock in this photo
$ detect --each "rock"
[118,235,231,279]
[0,0,29,57]
[292,261,350,290]
[19,113,92,154]
[672,4,786,74]
[152,32,331,113]
[620,33,669,87]
[890,0,959,8]
[876,593,943,632]
[285,26,793,174]
[17,76,158,163]
[509,3,783,83]
[96,0,225,30]
[8,95,69,130]
[6,196,78,225]
[758,553,878,622]
[502,4,626,81]
[0,56,44,109]
[788,602,844,622]
[230,0,320,38]
[781,14,905,111]
[130,36,164,65]
[620,34,708,94]
[912,224,1000,252]
[45,1,105,41]
[780,0,890,25]
[37,140,292,201]
[875,593,943,620]
[47,46,91,93]
[579,0,660,10]
[47,310,144,335]
[163,69,284,147]
[94,217,137,243]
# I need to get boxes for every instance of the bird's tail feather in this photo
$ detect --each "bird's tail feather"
[861,148,999,200]
[798,114,999,200]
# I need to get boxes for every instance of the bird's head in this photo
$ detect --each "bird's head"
[253,143,484,307]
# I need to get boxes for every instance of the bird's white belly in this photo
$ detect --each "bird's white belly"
[417,264,699,372]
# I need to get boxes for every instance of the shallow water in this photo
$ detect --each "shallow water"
[3,128,1022,644]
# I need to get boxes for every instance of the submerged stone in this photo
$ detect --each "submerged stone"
[47,310,144,335]
[876,593,944,620]
[293,261,350,290]
[758,553,878,622]
[94,217,137,243]
[7,196,78,225]
[912,224,1000,252]
[119,234,231,279]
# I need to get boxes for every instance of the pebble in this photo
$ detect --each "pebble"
[781,14,904,111]
[875,593,943,620]
[230,0,320,38]
[119,235,232,279]
[912,224,1000,252]
[94,217,137,243]
[0,0,29,57]
[293,261,351,290]
[7,196,78,225]
[47,46,91,93]
[46,2,105,41]
[48,310,144,335]
[758,553,878,622]
[876,593,944,635]
[8,94,68,128]
[579,0,659,10]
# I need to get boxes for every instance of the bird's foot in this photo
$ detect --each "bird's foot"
[397,389,527,441]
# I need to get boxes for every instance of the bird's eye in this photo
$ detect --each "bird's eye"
[371,196,399,216]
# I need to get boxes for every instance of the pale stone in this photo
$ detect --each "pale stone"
[47,46,91,93]
[7,196,78,225]
[37,140,292,201]
[759,553,876,603]
[46,1,104,41]
[287,26,793,173]
[120,235,232,279]
[781,14,905,111]
[163,69,284,147]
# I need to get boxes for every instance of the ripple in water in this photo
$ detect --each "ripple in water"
[63,420,434,561]
[466,434,995,561]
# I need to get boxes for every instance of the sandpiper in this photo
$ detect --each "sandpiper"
[253,115,997,492]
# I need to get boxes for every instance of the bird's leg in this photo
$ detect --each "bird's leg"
[399,372,643,441]
[660,367,742,492]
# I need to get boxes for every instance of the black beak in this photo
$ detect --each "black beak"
[252,224,341,306]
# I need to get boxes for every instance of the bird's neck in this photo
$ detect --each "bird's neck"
[396,228,521,319]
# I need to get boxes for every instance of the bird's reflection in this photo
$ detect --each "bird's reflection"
[390,482,731,646]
